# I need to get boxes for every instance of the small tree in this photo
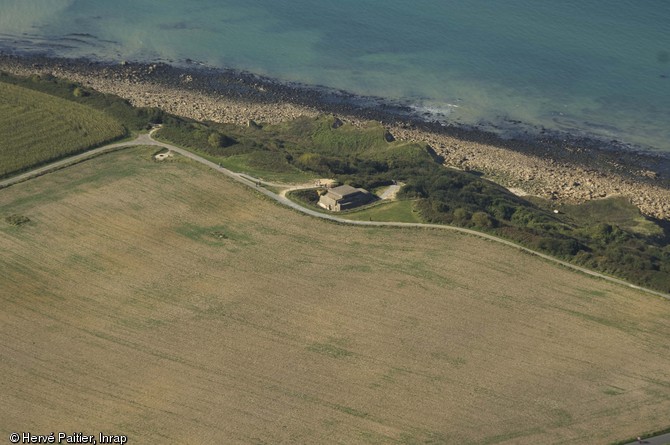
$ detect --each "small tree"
[472,211,494,228]
[207,132,235,149]
[208,132,224,148]
[72,87,88,97]
[452,208,470,225]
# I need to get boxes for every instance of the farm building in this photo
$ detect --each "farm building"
[318,185,373,211]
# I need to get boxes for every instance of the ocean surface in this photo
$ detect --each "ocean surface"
[1,0,669,151]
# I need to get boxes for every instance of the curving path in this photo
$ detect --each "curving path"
[622,432,670,445]
[0,133,158,189]
[2,129,669,302]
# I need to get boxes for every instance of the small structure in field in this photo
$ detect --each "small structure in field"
[318,184,373,211]
[154,151,173,161]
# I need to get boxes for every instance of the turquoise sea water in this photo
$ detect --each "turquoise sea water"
[1,0,669,151]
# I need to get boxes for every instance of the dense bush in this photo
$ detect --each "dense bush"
[5,214,30,226]
[291,189,320,206]
[208,131,235,149]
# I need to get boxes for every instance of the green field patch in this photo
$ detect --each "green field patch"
[287,189,420,225]
[358,430,395,445]
[603,386,626,396]
[307,342,353,358]
[554,196,664,237]
[199,300,242,322]
[393,259,457,288]
[430,352,467,368]
[219,152,315,183]
[478,427,545,445]
[338,264,373,273]
[577,288,609,299]
[371,367,410,388]
[1,72,165,131]
[550,408,573,427]
[399,431,451,445]
[0,82,126,178]
[4,214,31,227]
[260,184,283,194]
[65,253,106,273]
[175,223,252,246]
[342,200,423,223]
[118,317,167,331]
[331,403,368,418]
[556,307,637,334]
[480,293,517,310]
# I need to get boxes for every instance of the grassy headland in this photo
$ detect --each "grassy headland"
[156,114,670,293]
[0,68,667,292]
[2,55,667,221]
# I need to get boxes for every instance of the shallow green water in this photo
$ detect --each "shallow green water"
[1,0,669,150]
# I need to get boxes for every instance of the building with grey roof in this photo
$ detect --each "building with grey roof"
[318,184,373,211]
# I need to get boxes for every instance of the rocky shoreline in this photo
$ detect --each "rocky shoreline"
[1,53,669,220]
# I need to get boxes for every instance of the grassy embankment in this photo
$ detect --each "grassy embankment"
[2,147,670,444]
[0,71,164,179]
[157,114,670,293]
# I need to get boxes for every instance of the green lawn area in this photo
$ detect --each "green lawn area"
[218,152,316,184]
[528,195,664,237]
[154,126,317,184]
[341,200,423,223]
[154,114,428,187]
[0,82,126,178]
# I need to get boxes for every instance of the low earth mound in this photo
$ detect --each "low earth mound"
[1,147,669,444]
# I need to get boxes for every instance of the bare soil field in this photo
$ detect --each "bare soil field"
[1,147,670,444]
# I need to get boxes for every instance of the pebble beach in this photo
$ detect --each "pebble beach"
[2,54,669,220]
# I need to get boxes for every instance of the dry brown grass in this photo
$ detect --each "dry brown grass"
[1,147,670,444]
